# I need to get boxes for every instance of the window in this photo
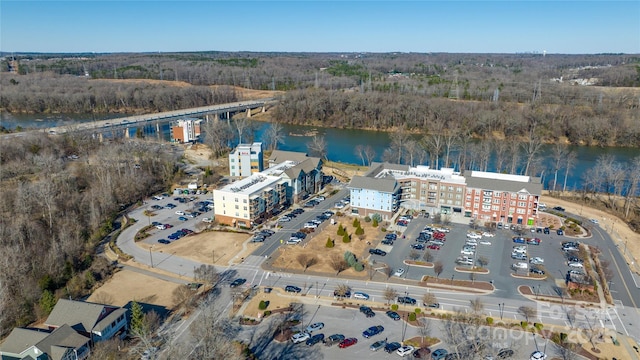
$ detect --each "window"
[518,202,526,207]
[494,191,501,196]
[235,205,239,209]
[243,199,247,203]
[230,159,235,162]
[456,194,461,199]
[492,205,500,211]
[517,208,526,214]
[243,206,247,210]
[235,197,239,202]
[474,203,479,208]
[231,165,235,169]
[456,187,463,192]
[494,199,500,204]
[448,186,454,191]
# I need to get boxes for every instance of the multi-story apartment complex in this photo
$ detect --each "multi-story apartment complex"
[463,171,542,227]
[348,163,542,227]
[170,118,201,143]
[213,174,288,227]
[229,142,264,177]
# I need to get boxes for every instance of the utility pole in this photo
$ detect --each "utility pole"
[149,246,154,268]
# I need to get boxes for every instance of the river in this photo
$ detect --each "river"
[2,112,639,191]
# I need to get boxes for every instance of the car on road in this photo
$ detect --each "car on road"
[589,218,599,224]
[369,248,387,256]
[306,333,325,346]
[370,339,387,351]
[397,296,416,304]
[362,325,384,338]
[306,322,324,333]
[424,302,440,308]
[529,257,544,264]
[278,217,291,223]
[384,342,402,353]
[353,292,370,300]
[553,206,565,211]
[394,268,406,277]
[324,334,345,347]
[284,285,302,293]
[397,345,415,357]
[291,332,310,344]
[178,216,188,221]
[229,278,246,288]
[338,337,358,349]
[529,351,547,360]
[431,349,449,360]
[386,310,401,320]
[157,239,170,244]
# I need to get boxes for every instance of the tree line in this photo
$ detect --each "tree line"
[0,132,180,336]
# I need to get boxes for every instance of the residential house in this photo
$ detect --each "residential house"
[44,299,128,343]
[0,324,90,360]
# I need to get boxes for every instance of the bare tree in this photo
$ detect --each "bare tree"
[307,135,328,160]
[193,264,219,288]
[477,256,489,267]
[354,144,366,166]
[408,249,420,261]
[263,122,285,151]
[623,156,640,218]
[563,150,577,192]
[517,306,537,322]
[334,284,351,298]
[433,261,444,278]
[423,250,434,263]
[384,287,398,304]
[521,123,545,176]
[417,317,433,346]
[328,253,348,275]
[297,253,319,272]
[363,145,376,166]
[233,117,250,144]
[382,264,393,279]
[469,297,484,315]
[422,292,437,307]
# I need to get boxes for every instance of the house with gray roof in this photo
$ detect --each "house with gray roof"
[0,324,90,360]
[44,299,128,343]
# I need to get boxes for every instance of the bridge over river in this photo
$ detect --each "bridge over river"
[1,98,276,139]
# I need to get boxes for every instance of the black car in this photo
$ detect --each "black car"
[285,285,302,293]
[157,239,170,244]
[324,334,345,347]
[292,208,305,215]
[359,306,376,317]
[369,248,387,256]
[496,348,515,359]
[411,243,425,250]
[230,278,247,287]
[384,342,401,353]
[385,233,397,240]
[362,325,384,338]
[553,206,566,211]
[381,239,394,245]
[397,296,417,305]
[530,267,545,275]
[386,310,400,320]
[334,289,351,298]
[543,227,550,234]
[306,333,324,346]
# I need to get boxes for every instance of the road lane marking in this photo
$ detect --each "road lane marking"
[608,248,638,309]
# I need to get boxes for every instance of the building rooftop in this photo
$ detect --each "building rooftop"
[376,165,466,184]
[218,174,284,195]
[349,176,399,193]
[45,299,122,335]
[464,170,542,194]
[269,150,310,164]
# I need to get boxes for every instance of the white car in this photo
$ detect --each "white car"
[394,268,406,277]
[466,239,478,245]
[152,195,164,200]
[306,322,325,333]
[155,224,166,230]
[512,262,528,269]
[291,332,311,344]
[479,240,492,245]
[530,351,547,360]
[278,217,291,223]
[175,211,185,216]
[303,222,317,229]
[353,292,370,300]
[467,233,482,239]
[460,249,475,256]
[286,238,302,245]
[568,262,584,268]
[529,257,544,264]
[396,345,415,357]
[482,232,495,237]
[589,219,599,224]
[202,217,213,223]
[334,202,345,209]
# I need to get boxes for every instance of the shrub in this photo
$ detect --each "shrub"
[414,308,421,314]
[342,232,351,243]
[326,237,334,248]
[344,251,357,267]
[381,227,387,232]
[354,262,364,272]
[521,321,528,329]
[408,312,417,321]
[391,304,399,311]
[355,226,364,235]
[372,218,379,227]
[534,323,543,331]
[263,310,272,317]
[486,317,494,325]
[364,216,371,223]
[258,300,269,310]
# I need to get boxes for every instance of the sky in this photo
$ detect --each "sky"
[1,1,638,54]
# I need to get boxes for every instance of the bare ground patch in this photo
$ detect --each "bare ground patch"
[87,270,182,308]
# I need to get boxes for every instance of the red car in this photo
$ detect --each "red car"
[433,232,446,240]
[164,224,173,229]
[427,244,441,250]
[338,337,358,348]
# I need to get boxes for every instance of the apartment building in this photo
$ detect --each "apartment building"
[348,176,400,220]
[170,118,201,143]
[463,171,542,226]
[229,142,264,177]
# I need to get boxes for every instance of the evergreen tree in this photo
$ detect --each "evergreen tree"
[352,218,360,228]
[325,237,334,248]
[130,300,147,336]
[343,232,351,243]
[355,226,364,235]
[337,224,345,236]
[39,290,56,315]
[372,218,379,227]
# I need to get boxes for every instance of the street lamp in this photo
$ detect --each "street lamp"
[451,274,455,285]
[149,246,154,268]
[498,303,504,320]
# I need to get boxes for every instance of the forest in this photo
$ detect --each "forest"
[0,133,180,336]
[1,52,639,146]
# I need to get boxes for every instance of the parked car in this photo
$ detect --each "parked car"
[530,267,545,275]
[178,216,188,221]
[397,345,415,357]
[370,339,387,351]
[157,239,170,244]
[359,305,375,317]
[306,322,325,333]
[511,253,527,260]
[338,338,358,349]
[384,342,402,353]
[394,268,406,277]
[362,325,384,338]
[427,244,441,250]
[557,229,564,236]
[386,310,401,320]
[424,302,440,309]
[512,262,528,270]
[431,349,449,360]
[568,262,584,268]
[369,248,387,256]
[291,332,310,344]
[411,243,425,250]
[543,227,550,234]
[553,206,565,211]
[529,257,544,264]
[529,351,547,360]
[229,278,246,287]
[175,210,185,216]
[526,237,541,245]
[512,237,525,244]
[479,240,492,245]
[306,333,324,346]
[324,334,345,347]
[284,285,302,293]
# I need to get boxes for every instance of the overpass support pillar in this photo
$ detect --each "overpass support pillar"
[246,108,252,118]
[226,111,230,120]
[98,133,104,142]
[124,128,130,138]
[262,106,266,113]
[156,122,161,137]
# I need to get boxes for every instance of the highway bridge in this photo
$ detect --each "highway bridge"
[2,98,276,139]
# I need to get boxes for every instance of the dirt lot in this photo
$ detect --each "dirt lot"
[271,214,385,276]
[87,270,182,308]
[138,230,256,266]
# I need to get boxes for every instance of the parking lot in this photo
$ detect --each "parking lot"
[372,215,585,300]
